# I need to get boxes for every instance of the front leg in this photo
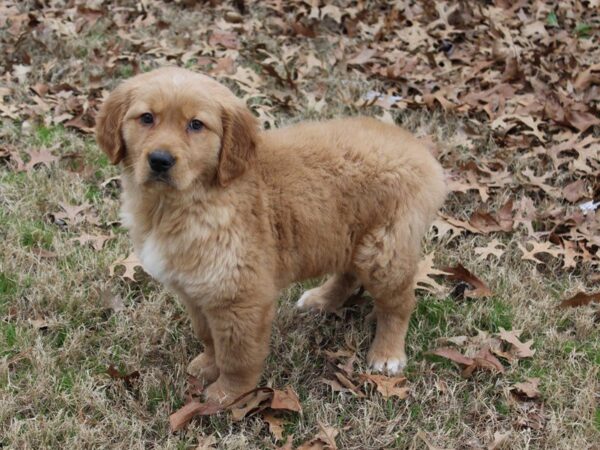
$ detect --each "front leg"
[203,298,276,405]
[181,298,219,385]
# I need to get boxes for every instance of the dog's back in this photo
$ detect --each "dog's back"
[257,117,446,284]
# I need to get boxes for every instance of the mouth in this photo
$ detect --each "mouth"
[146,172,175,187]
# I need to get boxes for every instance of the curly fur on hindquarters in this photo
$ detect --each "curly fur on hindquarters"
[95,67,447,404]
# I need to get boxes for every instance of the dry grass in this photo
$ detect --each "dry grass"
[1,1,599,449]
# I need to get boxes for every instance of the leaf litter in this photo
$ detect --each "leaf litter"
[169,385,303,434]
[1,0,598,447]
[429,328,535,377]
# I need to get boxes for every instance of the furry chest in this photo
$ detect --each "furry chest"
[135,224,244,301]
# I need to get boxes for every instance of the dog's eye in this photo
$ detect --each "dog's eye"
[188,119,204,132]
[140,113,154,126]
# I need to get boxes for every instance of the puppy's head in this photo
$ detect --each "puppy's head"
[95,67,258,190]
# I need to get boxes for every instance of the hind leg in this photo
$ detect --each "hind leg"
[366,286,415,374]
[296,272,360,313]
[354,225,419,374]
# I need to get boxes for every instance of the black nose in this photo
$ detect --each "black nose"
[148,150,175,173]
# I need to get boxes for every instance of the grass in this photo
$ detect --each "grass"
[3,123,596,449]
[1,1,599,449]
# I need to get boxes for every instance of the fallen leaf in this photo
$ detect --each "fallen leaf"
[169,401,224,432]
[185,374,205,400]
[469,200,513,233]
[430,218,463,242]
[100,289,125,312]
[271,386,302,413]
[488,431,510,450]
[563,179,588,203]
[520,168,559,196]
[429,344,505,377]
[109,253,143,281]
[496,200,514,231]
[359,374,409,399]
[195,435,217,450]
[208,30,239,49]
[229,387,274,421]
[461,346,505,377]
[321,4,343,24]
[337,353,356,376]
[511,378,541,399]
[212,56,236,75]
[106,364,140,389]
[498,328,535,358]
[564,109,600,132]
[65,115,94,134]
[72,232,113,251]
[263,412,285,440]
[414,252,450,294]
[441,264,492,298]
[573,63,600,91]
[298,422,340,450]
[24,148,59,171]
[470,211,504,233]
[435,379,448,393]
[557,291,600,308]
[320,377,347,393]
[438,213,481,234]
[28,318,49,330]
[436,335,469,346]
[172,384,304,429]
[323,349,355,360]
[347,48,376,65]
[56,202,91,224]
[517,241,563,264]
[325,371,364,397]
[428,347,474,366]
[475,239,506,260]
[514,405,545,430]
[313,423,339,450]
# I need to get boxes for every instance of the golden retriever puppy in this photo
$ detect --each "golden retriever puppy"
[96,67,446,404]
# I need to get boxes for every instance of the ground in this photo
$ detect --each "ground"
[0,1,599,449]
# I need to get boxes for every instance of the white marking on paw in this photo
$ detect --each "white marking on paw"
[371,360,385,372]
[296,289,315,309]
[370,357,406,374]
[385,358,402,374]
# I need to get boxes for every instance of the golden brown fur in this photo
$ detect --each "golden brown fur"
[96,67,447,404]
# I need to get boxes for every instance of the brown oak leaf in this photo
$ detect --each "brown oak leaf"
[498,328,535,358]
[558,291,600,309]
[441,264,492,298]
[511,378,541,399]
[263,412,285,441]
[271,386,302,413]
[109,253,143,281]
[359,374,409,399]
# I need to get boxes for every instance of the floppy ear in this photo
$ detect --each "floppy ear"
[95,84,131,165]
[217,104,258,187]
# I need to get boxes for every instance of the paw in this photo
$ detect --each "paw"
[203,378,248,406]
[367,348,407,375]
[203,380,232,405]
[187,353,219,385]
[296,288,318,310]
[296,287,335,312]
